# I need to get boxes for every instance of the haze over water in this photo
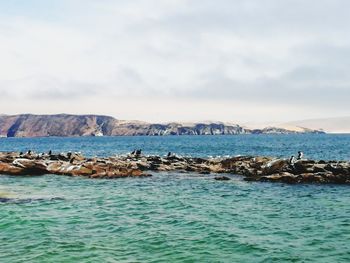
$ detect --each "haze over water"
[1,135,350,262]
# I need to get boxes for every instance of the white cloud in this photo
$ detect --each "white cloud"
[0,0,349,122]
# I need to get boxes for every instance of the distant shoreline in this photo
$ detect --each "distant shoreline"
[0,133,331,139]
[0,133,336,139]
[0,114,324,137]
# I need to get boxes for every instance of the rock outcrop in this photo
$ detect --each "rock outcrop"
[0,152,151,179]
[0,151,349,183]
[0,114,115,137]
[0,114,324,137]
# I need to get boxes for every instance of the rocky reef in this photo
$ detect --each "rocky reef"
[0,151,349,184]
[0,152,151,179]
[0,114,324,137]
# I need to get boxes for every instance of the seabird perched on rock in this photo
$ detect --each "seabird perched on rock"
[289,155,296,164]
[135,149,142,157]
[297,151,304,160]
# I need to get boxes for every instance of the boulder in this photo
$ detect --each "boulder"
[70,166,93,176]
[261,159,288,175]
[324,163,349,175]
[11,159,48,175]
[259,172,298,183]
[311,164,327,173]
[136,161,151,170]
[0,162,25,175]
[12,159,47,170]
[206,164,225,173]
[296,173,323,183]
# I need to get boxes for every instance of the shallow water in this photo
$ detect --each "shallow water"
[1,135,350,262]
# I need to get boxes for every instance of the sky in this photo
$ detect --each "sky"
[0,0,349,123]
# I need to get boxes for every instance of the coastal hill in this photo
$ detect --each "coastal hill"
[279,117,350,134]
[0,114,324,137]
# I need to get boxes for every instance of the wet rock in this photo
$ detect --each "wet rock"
[251,172,297,183]
[247,171,350,184]
[311,164,327,173]
[70,166,93,176]
[190,157,207,164]
[220,156,250,170]
[207,163,226,173]
[0,162,25,175]
[154,164,171,171]
[12,159,47,171]
[166,155,185,162]
[136,161,151,170]
[292,160,316,174]
[6,159,48,175]
[46,161,64,174]
[214,176,231,181]
[324,163,348,175]
[262,159,289,175]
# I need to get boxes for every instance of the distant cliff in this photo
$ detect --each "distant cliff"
[0,114,116,137]
[0,114,324,137]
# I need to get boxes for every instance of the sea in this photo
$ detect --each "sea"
[0,134,349,262]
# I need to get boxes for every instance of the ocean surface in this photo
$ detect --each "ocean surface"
[0,134,350,262]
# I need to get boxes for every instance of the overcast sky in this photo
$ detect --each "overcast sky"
[0,0,349,123]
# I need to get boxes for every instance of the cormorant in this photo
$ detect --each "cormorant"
[135,149,142,156]
[297,151,304,160]
[289,155,296,164]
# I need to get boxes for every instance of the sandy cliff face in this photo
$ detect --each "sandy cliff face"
[0,114,324,137]
[280,117,350,133]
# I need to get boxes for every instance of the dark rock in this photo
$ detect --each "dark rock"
[214,176,231,181]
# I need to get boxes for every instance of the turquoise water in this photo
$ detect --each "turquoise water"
[1,135,350,262]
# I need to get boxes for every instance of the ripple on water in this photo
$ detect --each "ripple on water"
[0,138,350,262]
